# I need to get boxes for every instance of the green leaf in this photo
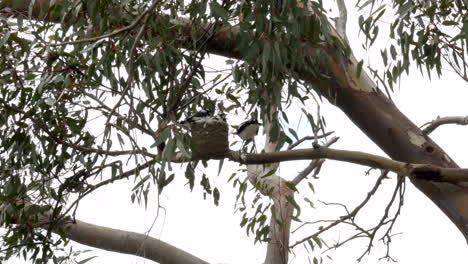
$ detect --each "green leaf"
[176,135,190,157]
[261,169,276,178]
[312,235,322,249]
[285,182,297,192]
[165,173,175,186]
[210,1,229,20]
[217,159,224,176]
[304,197,315,208]
[0,31,11,46]
[240,213,248,227]
[226,93,241,106]
[185,164,195,190]
[213,187,220,206]
[132,175,150,191]
[442,20,458,26]
[356,60,364,78]
[390,44,397,60]
[152,127,171,148]
[380,49,388,66]
[285,195,301,220]
[163,139,176,161]
[77,256,97,264]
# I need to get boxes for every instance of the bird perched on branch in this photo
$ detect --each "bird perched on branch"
[235,119,261,140]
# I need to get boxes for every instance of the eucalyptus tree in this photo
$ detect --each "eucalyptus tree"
[0,0,467,264]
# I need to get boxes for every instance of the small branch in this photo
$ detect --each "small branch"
[291,136,339,185]
[105,14,150,129]
[49,0,162,46]
[421,115,468,135]
[287,132,334,150]
[291,170,390,249]
[357,175,404,261]
[85,92,159,139]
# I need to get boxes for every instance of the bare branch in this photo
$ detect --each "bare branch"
[421,115,468,135]
[291,170,391,249]
[1,201,209,264]
[335,0,348,42]
[229,147,468,184]
[357,175,405,262]
[287,132,335,150]
[291,137,339,185]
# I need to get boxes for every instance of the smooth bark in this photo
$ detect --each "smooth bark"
[66,220,209,264]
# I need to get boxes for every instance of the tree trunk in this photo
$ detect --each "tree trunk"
[299,54,468,242]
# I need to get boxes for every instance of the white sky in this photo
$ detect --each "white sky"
[6,1,468,264]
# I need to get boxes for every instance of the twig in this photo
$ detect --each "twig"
[291,170,389,248]
[291,136,339,185]
[357,174,405,261]
[287,132,335,150]
[105,14,150,129]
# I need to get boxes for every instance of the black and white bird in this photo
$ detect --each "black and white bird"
[214,112,227,122]
[180,109,212,124]
[235,119,261,140]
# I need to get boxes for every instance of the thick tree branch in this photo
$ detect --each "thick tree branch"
[249,85,291,264]
[65,220,209,264]
[228,147,468,184]
[2,201,209,264]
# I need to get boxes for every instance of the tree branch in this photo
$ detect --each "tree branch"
[65,220,209,264]
[421,115,468,135]
[291,136,339,185]
[335,0,348,42]
[287,132,334,150]
[2,201,209,264]
[228,147,468,184]
[50,0,162,46]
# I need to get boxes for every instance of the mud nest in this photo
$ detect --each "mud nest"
[190,119,229,160]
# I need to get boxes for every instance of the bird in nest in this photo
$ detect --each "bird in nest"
[180,109,213,125]
[180,109,228,125]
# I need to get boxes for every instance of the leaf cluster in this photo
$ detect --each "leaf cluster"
[358,0,468,88]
